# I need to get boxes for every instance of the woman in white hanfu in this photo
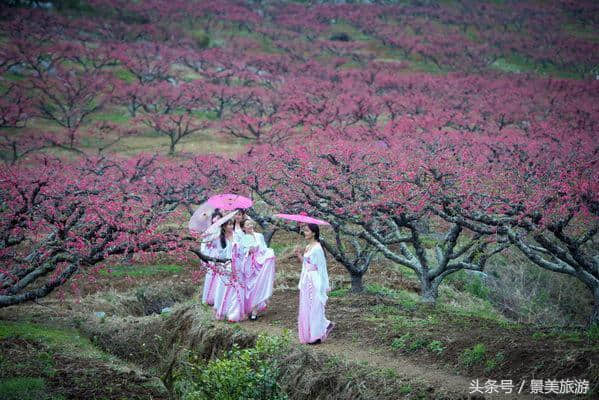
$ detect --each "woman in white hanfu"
[200,210,223,306]
[213,217,247,322]
[233,208,246,237]
[239,219,276,320]
[294,223,334,344]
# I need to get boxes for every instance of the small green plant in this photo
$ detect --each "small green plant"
[391,335,409,350]
[329,287,350,298]
[484,352,505,373]
[365,283,398,297]
[371,304,399,316]
[390,333,428,352]
[399,384,412,394]
[382,368,398,379]
[532,332,546,340]
[408,336,427,351]
[586,323,599,341]
[460,343,486,368]
[427,340,445,354]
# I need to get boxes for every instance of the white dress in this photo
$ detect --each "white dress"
[212,236,233,317]
[200,229,221,305]
[297,242,331,344]
[241,232,276,314]
[213,234,246,322]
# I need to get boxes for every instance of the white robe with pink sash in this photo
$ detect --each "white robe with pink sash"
[298,243,331,344]
[200,230,220,306]
[213,236,247,322]
[241,232,276,314]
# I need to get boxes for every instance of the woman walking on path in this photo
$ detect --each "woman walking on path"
[295,223,334,344]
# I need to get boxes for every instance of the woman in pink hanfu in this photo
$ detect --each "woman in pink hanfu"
[213,219,247,322]
[295,223,334,344]
[200,210,223,306]
[240,219,276,320]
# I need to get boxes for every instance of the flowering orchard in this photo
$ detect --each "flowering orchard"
[0,1,597,324]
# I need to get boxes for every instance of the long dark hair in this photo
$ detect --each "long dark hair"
[211,209,223,221]
[233,208,246,230]
[307,223,320,242]
[220,220,231,248]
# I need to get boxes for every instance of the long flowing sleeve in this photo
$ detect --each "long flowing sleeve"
[200,230,219,257]
[300,244,328,303]
[314,245,330,295]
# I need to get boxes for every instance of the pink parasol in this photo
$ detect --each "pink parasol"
[188,202,216,234]
[204,210,238,234]
[207,194,253,211]
[273,213,330,226]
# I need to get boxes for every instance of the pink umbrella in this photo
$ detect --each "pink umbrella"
[204,210,238,234]
[188,202,216,234]
[273,213,330,226]
[207,194,253,211]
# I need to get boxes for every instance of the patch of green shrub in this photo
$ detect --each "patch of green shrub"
[173,334,289,400]
[0,377,46,400]
[390,333,428,352]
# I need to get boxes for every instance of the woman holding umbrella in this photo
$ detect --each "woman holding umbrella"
[269,211,336,344]
[203,194,253,322]
[212,216,247,322]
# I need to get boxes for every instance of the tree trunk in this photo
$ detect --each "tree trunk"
[350,273,364,293]
[419,276,438,304]
[590,286,599,327]
[264,229,277,247]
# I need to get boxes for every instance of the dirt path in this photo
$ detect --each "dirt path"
[239,321,541,399]
[214,288,547,400]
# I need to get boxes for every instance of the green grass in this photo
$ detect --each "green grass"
[329,287,350,298]
[0,377,48,400]
[1,321,89,348]
[586,324,599,341]
[398,384,412,395]
[427,340,445,354]
[390,333,428,352]
[327,20,372,42]
[490,54,583,78]
[563,23,599,42]
[445,270,490,300]
[0,321,113,362]
[100,263,183,278]
[113,67,137,83]
[90,109,132,124]
[191,110,220,121]
[484,352,505,373]
[269,242,289,256]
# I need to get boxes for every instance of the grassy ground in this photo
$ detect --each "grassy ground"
[0,320,168,400]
